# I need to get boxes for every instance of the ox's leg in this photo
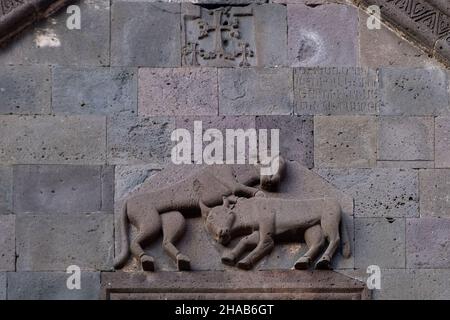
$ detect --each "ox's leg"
[221,231,259,266]
[161,211,190,271]
[315,216,341,270]
[294,225,325,270]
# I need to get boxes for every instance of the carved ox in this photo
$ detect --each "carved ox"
[204,197,351,270]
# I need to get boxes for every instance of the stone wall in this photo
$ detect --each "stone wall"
[1,0,450,299]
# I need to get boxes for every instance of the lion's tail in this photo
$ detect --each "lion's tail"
[340,215,352,258]
[113,201,130,269]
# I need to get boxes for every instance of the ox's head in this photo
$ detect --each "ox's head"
[205,204,236,245]
[259,154,286,191]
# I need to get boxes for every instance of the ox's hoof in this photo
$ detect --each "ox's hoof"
[141,255,155,272]
[237,259,253,270]
[221,252,236,266]
[315,257,332,270]
[177,254,191,271]
[294,257,310,270]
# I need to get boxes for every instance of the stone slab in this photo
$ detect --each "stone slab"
[13,165,114,215]
[138,68,218,116]
[419,169,450,218]
[0,166,12,214]
[8,272,101,300]
[0,215,14,271]
[16,214,114,271]
[314,116,377,168]
[377,161,434,169]
[0,115,106,165]
[294,67,380,115]
[52,67,137,115]
[0,273,5,300]
[218,68,293,115]
[435,117,450,168]
[111,1,181,67]
[0,65,51,115]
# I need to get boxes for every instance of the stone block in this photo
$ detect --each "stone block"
[378,117,434,161]
[0,115,106,165]
[256,116,313,168]
[52,67,137,115]
[0,215,14,271]
[287,3,358,67]
[355,217,405,269]
[218,68,293,115]
[0,273,5,300]
[435,117,450,168]
[379,68,450,116]
[16,214,114,271]
[314,116,377,168]
[294,67,380,115]
[111,1,180,67]
[7,272,100,300]
[419,169,450,218]
[138,68,218,116]
[0,0,110,66]
[316,169,418,218]
[0,166,12,214]
[13,165,114,215]
[376,161,434,169]
[0,65,51,115]
[115,164,161,203]
[406,217,450,268]
[435,35,450,65]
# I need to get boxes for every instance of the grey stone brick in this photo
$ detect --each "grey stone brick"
[0,215,14,271]
[52,67,137,115]
[0,166,12,214]
[16,214,114,271]
[0,273,5,300]
[379,68,450,116]
[218,68,293,115]
[256,116,313,168]
[0,66,51,115]
[314,116,377,168]
[406,217,450,269]
[355,218,405,269]
[0,115,106,165]
[435,117,450,168]
[13,165,114,215]
[316,169,418,218]
[287,3,358,67]
[111,1,181,67]
[138,68,218,116]
[419,169,450,218]
[378,117,434,161]
[0,0,110,66]
[376,161,434,169]
[294,67,380,115]
[7,272,100,300]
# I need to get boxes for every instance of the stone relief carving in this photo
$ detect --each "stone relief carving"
[0,0,24,16]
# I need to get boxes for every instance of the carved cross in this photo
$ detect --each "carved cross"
[237,42,254,67]
[182,42,200,66]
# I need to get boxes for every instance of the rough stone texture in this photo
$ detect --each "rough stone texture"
[316,169,418,218]
[379,68,450,116]
[0,215,14,271]
[138,68,218,116]
[294,67,380,115]
[16,214,114,271]
[0,273,5,300]
[0,115,106,165]
[256,116,314,168]
[0,0,110,66]
[0,65,51,114]
[0,166,12,214]
[314,116,377,168]
[419,170,450,218]
[8,272,101,300]
[435,35,450,65]
[115,165,161,203]
[287,3,358,67]
[52,67,137,115]
[406,217,450,269]
[355,218,405,269]
[218,68,293,115]
[377,160,434,169]
[378,117,434,161]
[111,1,180,67]
[107,115,175,165]
[435,117,450,168]
[13,165,114,215]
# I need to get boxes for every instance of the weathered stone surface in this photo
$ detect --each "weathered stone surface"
[8,272,101,300]
[115,165,161,203]
[316,169,418,218]
[418,169,450,218]
[377,160,434,169]
[0,273,5,300]
[314,116,377,168]
[379,68,450,116]
[138,68,218,116]
[218,68,293,115]
[435,117,450,168]
[111,1,180,67]
[287,3,358,67]
[52,67,137,115]
[378,117,434,161]
[0,166,12,214]
[0,0,110,66]
[256,116,313,168]
[406,217,450,268]
[0,66,51,114]
[355,218,405,268]
[294,68,380,115]
[0,215,14,271]
[16,214,114,271]
[0,115,106,165]
[107,115,175,165]
[13,165,114,215]
[435,34,450,64]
